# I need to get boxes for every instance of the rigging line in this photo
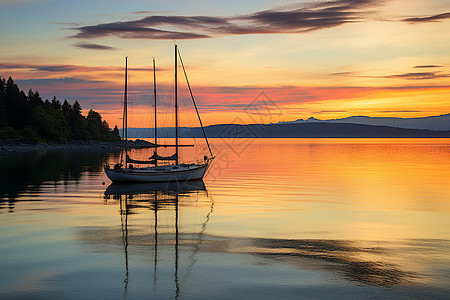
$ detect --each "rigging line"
[177,48,213,158]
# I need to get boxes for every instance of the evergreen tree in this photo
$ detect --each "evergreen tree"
[102,120,110,130]
[71,100,89,140]
[5,77,28,129]
[62,100,72,119]
[28,89,43,107]
[87,109,104,140]
[73,101,82,115]
[26,89,43,127]
[112,125,121,142]
[51,96,61,111]
[0,77,6,126]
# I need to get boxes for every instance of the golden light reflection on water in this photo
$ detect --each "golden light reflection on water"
[200,138,450,241]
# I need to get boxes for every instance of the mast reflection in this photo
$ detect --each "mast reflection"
[119,194,129,298]
[104,180,210,299]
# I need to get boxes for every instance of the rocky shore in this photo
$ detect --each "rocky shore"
[0,139,155,153]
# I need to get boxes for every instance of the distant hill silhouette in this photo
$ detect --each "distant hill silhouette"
[125,123,450,138]
[200,123,450,138]
[277,114,450,131]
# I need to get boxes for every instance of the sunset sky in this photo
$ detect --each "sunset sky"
[1,0,450,128]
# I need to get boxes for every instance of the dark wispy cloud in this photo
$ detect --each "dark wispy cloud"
[74,42,117,51]
[16,77,99,85]
[402,12,450,23]
[131,11,157,14]
[330,71,355,76]
[413,65,443,69]
[71,0,381,40]
[385,72,450,80]
[36,65,81,72]
[72,17,213,39]
[0,62,166,73]
[330,68,450,80]
[52,22,80,26]
[0,62,100,72]
[0,63,81,73]
[312,110,349,113]
[377,110,422,113]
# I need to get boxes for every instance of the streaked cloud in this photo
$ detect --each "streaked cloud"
[313,110,349,113]
[52,22,80,26]
[385,72,450,80]
[131,11,158,14]
[71,0,382,40]
[330,69,450,80]
[74,42,118,51]
[72,20,212,39]
[16,77,100,85]
[413,65,443,69]
[377,110,422,113]
[402,12,450,23]
[330,71,355,76]
[0,62,164,73]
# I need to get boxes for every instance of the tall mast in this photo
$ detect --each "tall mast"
[175,44,179,165]
[153,57,158,166]
[122,56,128,166]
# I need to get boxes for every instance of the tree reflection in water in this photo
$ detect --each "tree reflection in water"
[0,150,116,213]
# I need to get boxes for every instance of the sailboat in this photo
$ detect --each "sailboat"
[105,45,214,183]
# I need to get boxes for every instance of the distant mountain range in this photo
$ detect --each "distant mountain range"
[197,123,450,138]
[123,114,450,138]
[276,114,450,131]
[125,119,450,139]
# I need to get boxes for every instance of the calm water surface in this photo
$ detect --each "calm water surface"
[1,138,449,299]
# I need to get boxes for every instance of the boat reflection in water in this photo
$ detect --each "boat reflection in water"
[104,180,206,197]
[103,180,211,299]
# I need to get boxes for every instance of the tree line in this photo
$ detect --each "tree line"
[0,76,120,143]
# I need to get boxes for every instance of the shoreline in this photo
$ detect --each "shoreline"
[0,139,155,154]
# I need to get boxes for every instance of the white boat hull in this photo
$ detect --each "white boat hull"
[105,164,209,183]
